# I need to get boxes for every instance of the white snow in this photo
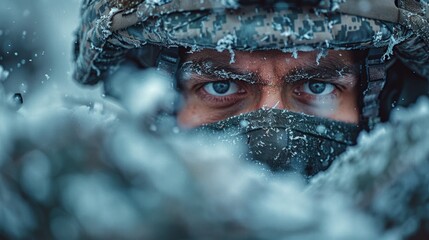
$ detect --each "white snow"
[215,34,237,64]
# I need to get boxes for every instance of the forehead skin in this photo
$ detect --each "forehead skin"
[181,49,360,85]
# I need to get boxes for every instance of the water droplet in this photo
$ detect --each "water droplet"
[240,120,250,127]
[316,125,327,134]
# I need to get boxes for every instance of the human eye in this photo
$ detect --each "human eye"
[195,80,247,107]
[289,78,350,118]
[293,80,339,99]
[301,81,336,96]
[203,81,239,96]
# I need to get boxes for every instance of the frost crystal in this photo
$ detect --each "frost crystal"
[292,49,299,59]
[145,0,171,7]
[97,7,120,41]
[382,34,407,61]
[330,0,346,11]
[281,27,295,38]
[216,34,237,64]
[180,61,256,84]
[220,0,239,8]
[316,49,328,65]
[373,31,383,43]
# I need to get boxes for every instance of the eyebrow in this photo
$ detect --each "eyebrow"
[285,58,360,83]
[178,58,259,85]
[178,55,360,86]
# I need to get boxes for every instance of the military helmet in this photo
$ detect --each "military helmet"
[73,0,429,126]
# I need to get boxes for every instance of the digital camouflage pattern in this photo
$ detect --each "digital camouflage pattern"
[73,0,422,85]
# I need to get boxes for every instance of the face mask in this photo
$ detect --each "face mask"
[192,108,361,178]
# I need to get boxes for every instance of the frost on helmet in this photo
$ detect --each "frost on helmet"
[73,0,409,85]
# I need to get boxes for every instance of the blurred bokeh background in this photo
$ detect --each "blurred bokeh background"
[0,0,101,104]
[2,2,429,240]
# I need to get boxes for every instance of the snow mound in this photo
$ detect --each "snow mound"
[310,97,429,239]
[0,84,384,240]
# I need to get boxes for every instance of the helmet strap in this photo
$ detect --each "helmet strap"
[156,47,180,80]
[360,48,389,130]
[156,47,181,116]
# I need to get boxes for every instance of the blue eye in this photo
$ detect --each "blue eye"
[203,81,239,96]
[303,81,335,95]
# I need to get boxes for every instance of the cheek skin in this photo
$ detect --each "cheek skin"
[281,79,360,124]
[178,105,241,128]
[177,96,210,128]
[177,85,262,128]
[177,95,244,128]
[178,109,201,128]
[330,84,359,124]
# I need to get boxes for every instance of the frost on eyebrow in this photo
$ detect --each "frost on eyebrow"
[285,60,359,84]
[178,61,257,84]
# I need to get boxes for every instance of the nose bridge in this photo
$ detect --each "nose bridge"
[256,62,285,109]
[257,86,284,109]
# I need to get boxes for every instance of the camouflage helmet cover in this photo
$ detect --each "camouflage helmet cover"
[73,0,429,85]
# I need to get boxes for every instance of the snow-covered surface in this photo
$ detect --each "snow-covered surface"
[2,63,429,239]
[0,76,382,239]
[1,1,429,239]
[310,97,429,239]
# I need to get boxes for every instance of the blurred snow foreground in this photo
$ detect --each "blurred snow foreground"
[1,70,429,240]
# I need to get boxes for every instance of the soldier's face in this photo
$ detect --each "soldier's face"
[177,49,361,128]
